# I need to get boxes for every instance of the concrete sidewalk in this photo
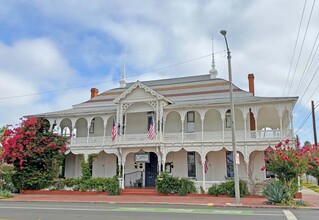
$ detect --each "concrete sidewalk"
[2,187,319,209]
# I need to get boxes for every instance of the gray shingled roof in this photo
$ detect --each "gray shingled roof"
[32,74,298,118]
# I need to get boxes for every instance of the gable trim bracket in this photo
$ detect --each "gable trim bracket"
[113,81,172,104]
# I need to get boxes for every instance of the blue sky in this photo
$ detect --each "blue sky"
[0,0,318,145]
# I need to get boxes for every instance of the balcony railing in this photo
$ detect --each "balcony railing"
[68,129,293,147]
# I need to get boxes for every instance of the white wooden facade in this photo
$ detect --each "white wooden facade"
[35,73,297,190]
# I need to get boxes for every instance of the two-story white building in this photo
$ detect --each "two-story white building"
[33,61,297,190]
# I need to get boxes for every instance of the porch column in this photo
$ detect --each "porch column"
[159,102,164,141]
[255,114,258,138]
[162,158,166,173]
[119,103,123,140]
[279,115,283,141]
[124,113,127,134]
[116,104,120,143]
[181,119,184,142]
[158,160,162,174]
[121,160,125,178]
[71,126,76,145]
[221,117,225,141]
[162,119,166,142]
[86,124,90,143]
[201,159,206,191]
[243,115,247,141]
[102,122,107,145]
[201,118,204,141]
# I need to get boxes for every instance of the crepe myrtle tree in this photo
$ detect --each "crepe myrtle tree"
[262,140,319,197]
[0,118,68,190]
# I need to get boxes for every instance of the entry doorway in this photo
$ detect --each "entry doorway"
[145,152,158,187]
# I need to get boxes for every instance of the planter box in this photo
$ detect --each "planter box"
[294,192,302,199]
[20,190,108,196]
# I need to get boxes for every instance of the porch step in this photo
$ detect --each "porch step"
[121,188,159,196]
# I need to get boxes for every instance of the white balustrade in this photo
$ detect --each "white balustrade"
[68,129,293,148]
[183,132,202,142]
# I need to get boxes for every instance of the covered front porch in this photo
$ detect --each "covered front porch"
[64,144,268,191]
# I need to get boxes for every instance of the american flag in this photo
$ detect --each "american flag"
[112,118,117,142]
[204,155,209,173]
[148,116,155,140]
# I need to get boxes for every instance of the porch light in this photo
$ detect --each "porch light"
[220,30,241,205]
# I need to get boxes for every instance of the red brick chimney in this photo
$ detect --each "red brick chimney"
[90,88,99,98]
[248,73,256,131]
[248,73,255,96]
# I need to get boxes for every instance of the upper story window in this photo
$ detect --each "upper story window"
[225,110,231,129]
[187,111,195,133]
[187,151,196,178]
[89,118,95,133]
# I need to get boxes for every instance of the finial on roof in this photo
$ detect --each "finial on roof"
[119,49,127,88]
[209,38,218,79]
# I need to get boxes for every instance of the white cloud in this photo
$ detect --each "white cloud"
[0,39,80,125]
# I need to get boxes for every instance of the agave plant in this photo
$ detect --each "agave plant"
[263,181,289,204]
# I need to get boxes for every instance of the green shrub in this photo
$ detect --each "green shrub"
[178,178,196,196]
[0,190,13,198]
[208,184,221,196]
[63,178,81,188]
[156,173,196,196]
[51,179,65,190]
[106,177,120,195]
[207,180,249,198]
[48,177,120,195]
[263,181,289,204]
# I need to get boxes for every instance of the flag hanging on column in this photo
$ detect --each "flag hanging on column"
[204,155,209,173]
[112,118,117,142]
[148,116,155,140]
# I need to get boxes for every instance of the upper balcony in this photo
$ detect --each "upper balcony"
[69,129,293,147]
[57,104,294,149]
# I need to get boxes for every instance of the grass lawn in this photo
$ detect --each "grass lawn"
[302,182,319,193]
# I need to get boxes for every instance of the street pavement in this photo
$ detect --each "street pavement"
[0,187,319,220]
[0,201,316,220]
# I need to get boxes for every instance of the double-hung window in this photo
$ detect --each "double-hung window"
[187,111,195,133]
[225,110,231,129]
[226,151,234,178]
[187,151,196,178]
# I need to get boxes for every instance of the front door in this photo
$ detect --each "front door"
[145,152,158,187]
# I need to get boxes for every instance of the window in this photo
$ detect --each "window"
[89,118,95,133]
[226,151,234,178]
[187,111,195,133]
[265,151,275,178]
[187,151,196,177]
[187,111,195,122]
[225,110,231,128]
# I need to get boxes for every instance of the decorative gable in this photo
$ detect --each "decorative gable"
[113,81,171,104]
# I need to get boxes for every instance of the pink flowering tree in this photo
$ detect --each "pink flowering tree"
[263,140,319,198]
[304,145,319,179]
[0,118,68,190]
